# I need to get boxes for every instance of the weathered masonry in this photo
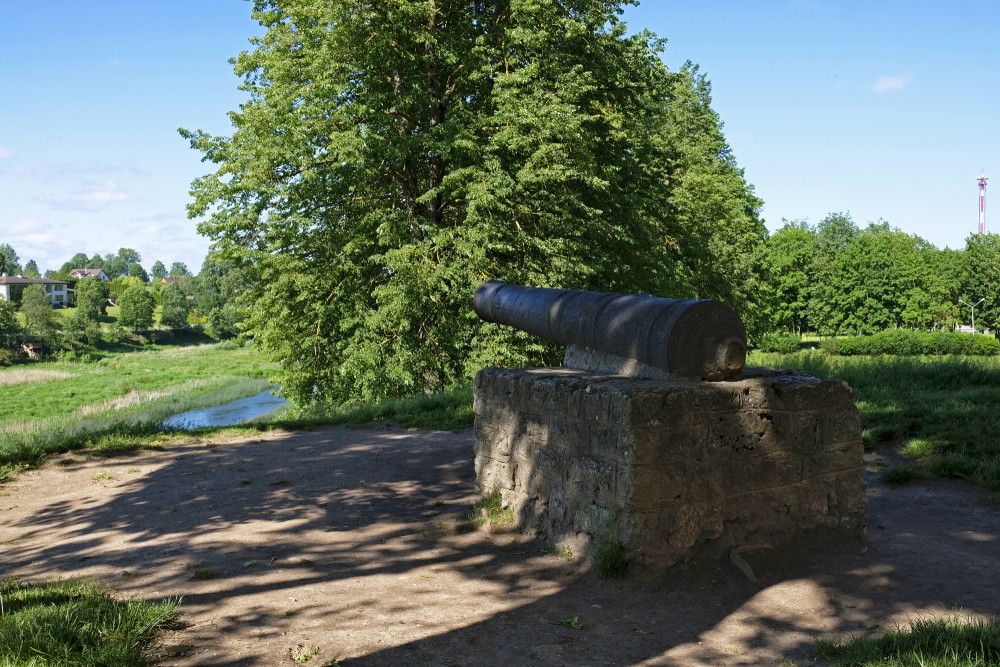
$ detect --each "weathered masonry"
[472,282,865,568]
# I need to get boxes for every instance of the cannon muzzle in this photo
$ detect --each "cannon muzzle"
[473,281,746,381]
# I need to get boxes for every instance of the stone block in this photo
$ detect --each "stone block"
[474,367,866,568]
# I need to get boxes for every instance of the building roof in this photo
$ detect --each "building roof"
[0,275,67,285]
[69,268,106,277]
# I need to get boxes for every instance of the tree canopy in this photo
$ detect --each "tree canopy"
[75,277,109,323]
[0,244,20,275]
[20,285,59,347]
[184,0,766,403]
[151,261,168,281]
[765,214,980,336]
[159,283,191,328]
[195,252,250,337]
[117,286,156,330]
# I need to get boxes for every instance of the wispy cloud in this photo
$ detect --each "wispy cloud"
[5,220,79,270]
[871,73,914,93]
[0,146,12,159]
[37,180,132,211]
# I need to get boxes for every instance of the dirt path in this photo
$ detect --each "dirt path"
[2,426,999,666]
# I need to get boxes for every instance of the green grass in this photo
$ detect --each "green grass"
[471,489,516,528]
[750,351,1000,496]
[0,342,277,478]
[817,615,1000,666]
[275,382,474,431]
[0,577,179,667]
[591,531,633,578]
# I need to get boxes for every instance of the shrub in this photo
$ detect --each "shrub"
[758,332,801,354]
[824,329,1000,356]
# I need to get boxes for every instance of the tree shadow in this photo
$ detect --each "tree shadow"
[4,408,1000,666]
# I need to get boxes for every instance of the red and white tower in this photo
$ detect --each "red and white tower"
[979,171,989,234]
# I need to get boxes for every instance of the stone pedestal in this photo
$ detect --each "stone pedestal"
[473,367,866,568]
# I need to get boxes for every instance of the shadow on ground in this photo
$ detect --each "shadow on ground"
[3,427,999,666]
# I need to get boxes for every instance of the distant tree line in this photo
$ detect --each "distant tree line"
[0,245,249,363]
[766,212,1000,336]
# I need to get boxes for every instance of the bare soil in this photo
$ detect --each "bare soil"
[2,425,999,666]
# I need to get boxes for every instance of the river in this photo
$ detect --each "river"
[163,389,287,429]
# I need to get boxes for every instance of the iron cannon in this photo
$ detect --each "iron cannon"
[473,281,746,381]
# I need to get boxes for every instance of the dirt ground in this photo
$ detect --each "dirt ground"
[2,425,999,667]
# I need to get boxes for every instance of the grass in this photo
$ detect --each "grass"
[276,382,474,431]
[0,342,277,480]
[471,489,516,528]
[816,615,1000,666]
[750,351,1000,496]
[591,530,633,578]
[0,577,179,667]
[189,567,217,581]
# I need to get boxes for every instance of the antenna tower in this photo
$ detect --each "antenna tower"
[979,171,989,234]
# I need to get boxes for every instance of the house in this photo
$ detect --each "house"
[69,268,110,282]
[0,274,69,306]
[160,277,180,284]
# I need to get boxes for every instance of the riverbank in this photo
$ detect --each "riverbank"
[0,341,277,480]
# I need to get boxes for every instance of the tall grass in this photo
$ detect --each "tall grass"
[0,577,179,667]
[751,352,1000,494]
[817,615,1000,666]
[277,383,474,431]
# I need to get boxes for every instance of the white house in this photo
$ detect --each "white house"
[0,274,69,306]
[69,268,110,282]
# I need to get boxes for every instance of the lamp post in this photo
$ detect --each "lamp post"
[959,298,985,332]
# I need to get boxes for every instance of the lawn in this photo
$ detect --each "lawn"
[749,351,1000,497]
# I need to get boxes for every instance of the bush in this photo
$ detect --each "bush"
[758,332,801,354]
[824,330,1000,356]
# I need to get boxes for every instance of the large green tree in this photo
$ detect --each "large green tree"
[159,283,191,328]
[169,262,192,278]
[75,277,109,323]
[58,252,92,276]
[102,248,143,280]
[767,220,816,334]
[807,222,954,335]
[117,285,156,330]
[961,233,1000,332]
[185,0,766,403]
[0,299,21,351]
[196,252,250,337]
[807,212,861,334]
[20,284,60,346]
[150,260,168,281]
[0,244,21,275]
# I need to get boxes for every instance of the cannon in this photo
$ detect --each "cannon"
[473,281,746,381]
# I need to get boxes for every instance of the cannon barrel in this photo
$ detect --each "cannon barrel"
[473,281,746,381]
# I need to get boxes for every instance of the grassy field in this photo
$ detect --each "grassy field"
[0,341,277,480]
[749,351,1000,497]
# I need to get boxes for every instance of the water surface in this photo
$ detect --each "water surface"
[164,390,287,429]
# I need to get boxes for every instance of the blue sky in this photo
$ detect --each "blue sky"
[2,2,998,275]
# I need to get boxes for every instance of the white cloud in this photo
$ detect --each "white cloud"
[0,146,12,159]
[871,73,914,93]
[5,221,78,272]
[38,180,132,211]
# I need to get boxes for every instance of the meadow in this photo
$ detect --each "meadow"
[0,340,277,481]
